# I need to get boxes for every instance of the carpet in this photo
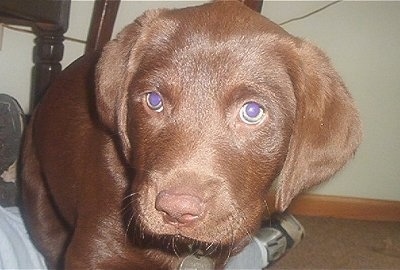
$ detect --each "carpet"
[269,216,400,269]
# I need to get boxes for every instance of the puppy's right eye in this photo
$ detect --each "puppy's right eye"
[239,101,266,125]
[146,92,164,112]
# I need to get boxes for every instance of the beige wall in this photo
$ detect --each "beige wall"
[262,1,400,201]
[0,1,399,201]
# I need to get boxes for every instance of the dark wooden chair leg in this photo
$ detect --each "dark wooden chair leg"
[86,0,120,53]
[243,0,263,13]
[30,25,66,110]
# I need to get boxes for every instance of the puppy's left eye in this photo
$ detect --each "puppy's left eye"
[239,102,266,125]
[146,92,164,112]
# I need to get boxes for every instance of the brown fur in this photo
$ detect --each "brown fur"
[21,1,361,269]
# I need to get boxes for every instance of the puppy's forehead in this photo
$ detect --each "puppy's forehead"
[139,1,290,54]
[139,2,293,88]
[162,1,288,38]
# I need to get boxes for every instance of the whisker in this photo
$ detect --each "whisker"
[205,241,214,252]
[264,199,273,227]
[221,215,235,266]
[172,235,180,257]
[124,211,137,242]
[122,192,140,202]
[119,192,140,216]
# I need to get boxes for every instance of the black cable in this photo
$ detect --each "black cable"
[279,1,342,26]
[2,24,86,44]
[1,1,343,44]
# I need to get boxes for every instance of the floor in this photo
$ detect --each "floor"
[269,216,400,269]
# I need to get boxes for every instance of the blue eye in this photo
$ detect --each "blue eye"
[146,92,164,112]
[239,102,265,125]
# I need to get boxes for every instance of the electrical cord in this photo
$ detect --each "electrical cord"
[1,1,342,45]
[279,1,342,26]
[0,23,86,44]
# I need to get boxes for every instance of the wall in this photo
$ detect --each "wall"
[262,1,400,201]
[0,1,399,202]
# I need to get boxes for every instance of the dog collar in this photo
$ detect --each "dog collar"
[178,253,215,270]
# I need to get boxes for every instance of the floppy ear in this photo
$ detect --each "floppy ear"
[95,9,170,157]
[96,9,163,130]
[274,40,362,211]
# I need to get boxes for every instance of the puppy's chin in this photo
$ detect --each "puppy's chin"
[135,227,251,259]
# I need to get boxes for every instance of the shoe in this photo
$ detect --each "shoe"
[225,213,304,269]
[256,212,305,263]
[0,94,24,206]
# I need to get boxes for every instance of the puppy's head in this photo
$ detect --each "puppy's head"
[96,0,361,257]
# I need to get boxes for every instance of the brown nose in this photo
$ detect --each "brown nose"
[155,190,204,226]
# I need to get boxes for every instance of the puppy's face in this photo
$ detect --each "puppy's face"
[96,1,361,257]
[127,22,296,248]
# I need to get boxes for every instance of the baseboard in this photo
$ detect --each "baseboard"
[287,194,400,222]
